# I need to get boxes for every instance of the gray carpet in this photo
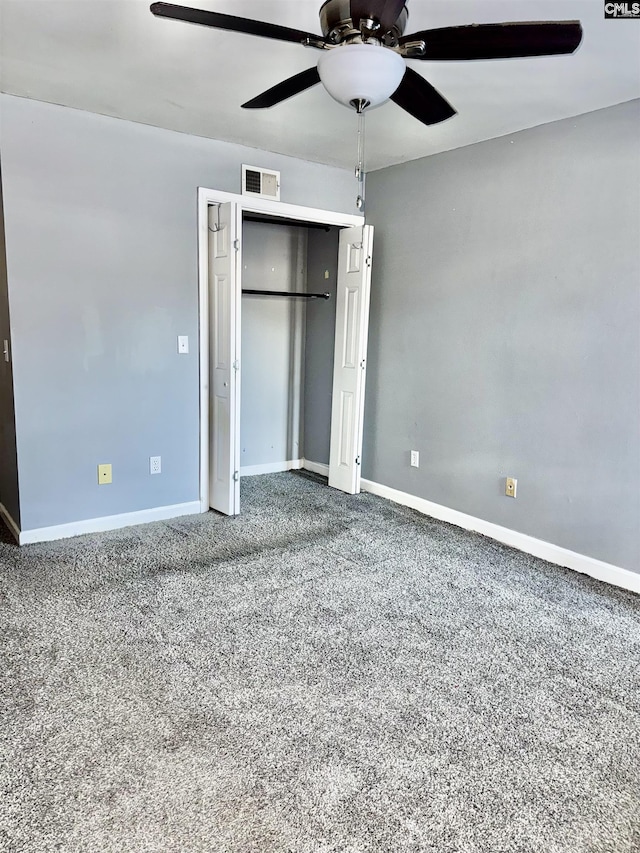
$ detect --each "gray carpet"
[1,471,639,853]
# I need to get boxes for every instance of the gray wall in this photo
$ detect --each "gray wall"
[364,100,640,572]
[303,227,340,466]
[240,221,307,468]
[0,162,20,526]
[0,94,355,530]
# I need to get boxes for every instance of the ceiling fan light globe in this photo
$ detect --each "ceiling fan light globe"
[317,43,405,109]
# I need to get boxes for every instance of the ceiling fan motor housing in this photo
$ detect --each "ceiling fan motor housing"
[319,0,408,45]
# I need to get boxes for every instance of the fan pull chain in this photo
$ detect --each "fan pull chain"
[355,106,366,215]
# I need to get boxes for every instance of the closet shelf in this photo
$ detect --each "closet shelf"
[242,290,331,300]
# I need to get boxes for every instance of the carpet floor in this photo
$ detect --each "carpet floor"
[1,471,639,853]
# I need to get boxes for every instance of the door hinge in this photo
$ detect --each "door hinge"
[233,471,239,482]
[366,256,372,268]
[360,359,366,369]
[355,456,361,466]
[233,360,240,371]
[233,239,240,252]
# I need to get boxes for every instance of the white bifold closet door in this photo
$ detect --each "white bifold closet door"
[208,202,240,515]
[328,224,374,495]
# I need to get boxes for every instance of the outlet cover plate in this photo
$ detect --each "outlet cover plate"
[150,456,162,475]
[98,463,112,485]
[505,477,517,498]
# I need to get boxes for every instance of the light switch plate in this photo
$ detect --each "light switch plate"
[178,335,189,354]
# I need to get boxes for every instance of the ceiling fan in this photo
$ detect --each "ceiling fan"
[149,0,583,126]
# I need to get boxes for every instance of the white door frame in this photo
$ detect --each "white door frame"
[197,186,363,512]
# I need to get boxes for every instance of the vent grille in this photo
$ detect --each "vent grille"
[245,169,262,195]
[242,165,281,200]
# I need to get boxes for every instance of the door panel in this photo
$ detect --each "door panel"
[343,286,359,368]
[329,224,374,494]
[208,203,240,515]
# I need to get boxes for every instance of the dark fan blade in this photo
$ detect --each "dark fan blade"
[350,0,406,33]
[150,2,326,45]
[400,21,583,60]
[242,67,321,109]
[390,67,456,126]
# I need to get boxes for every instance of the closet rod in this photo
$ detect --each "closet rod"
[243,214,331,232]
[242,290,331,300]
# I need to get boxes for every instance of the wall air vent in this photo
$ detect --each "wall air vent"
[242,165,281,201]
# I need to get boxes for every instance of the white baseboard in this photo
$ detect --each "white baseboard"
[302,460,330,477]
[360,478,640,595]
[239,459,329,478]
[240,459,304,477]
[0,503,21,544]
[18,501,202,546]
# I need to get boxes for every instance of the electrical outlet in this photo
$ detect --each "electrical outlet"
[150,456,161,475]
[177,336,189,354]
[505,477,517,498]
[98,463,112,485]
[410,450,419,468]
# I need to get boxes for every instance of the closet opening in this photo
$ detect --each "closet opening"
[239,214,340,481]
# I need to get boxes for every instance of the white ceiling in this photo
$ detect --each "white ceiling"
[1,0,639,171]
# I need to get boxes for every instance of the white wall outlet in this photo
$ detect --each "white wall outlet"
[150,456,161,475]
[177,336,189,354]
[505,477,517,498]
[410,450,419,468]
